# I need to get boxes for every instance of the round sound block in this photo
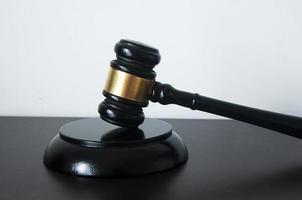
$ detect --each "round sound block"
[44,118,188,177]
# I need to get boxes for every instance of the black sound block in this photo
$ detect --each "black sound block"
[43,118,188,177]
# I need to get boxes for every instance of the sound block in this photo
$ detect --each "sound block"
[44,118,188,177]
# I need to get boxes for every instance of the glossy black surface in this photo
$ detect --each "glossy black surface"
[59,118,172,147]
[151,82,302,139]
[114,39,160,78]
[99,97,145,128]
[2,117,302,200]
[44,118,188,177]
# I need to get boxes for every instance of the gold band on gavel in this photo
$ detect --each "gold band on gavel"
[103,67,155,103]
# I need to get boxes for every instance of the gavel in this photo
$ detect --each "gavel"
[99,39,302,139]
[44,39,302,177]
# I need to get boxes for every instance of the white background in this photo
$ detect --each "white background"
[0,0,301,119]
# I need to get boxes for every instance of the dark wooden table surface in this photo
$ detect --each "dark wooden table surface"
[1,117,302,200]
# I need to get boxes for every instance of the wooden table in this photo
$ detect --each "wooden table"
[1,117,302,200]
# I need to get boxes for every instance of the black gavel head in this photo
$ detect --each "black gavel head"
[98,39,161,128]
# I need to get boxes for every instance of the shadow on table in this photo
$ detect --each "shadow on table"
[45,163,302,200]
[45,164,186,200]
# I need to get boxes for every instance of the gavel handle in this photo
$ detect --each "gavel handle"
[151,82,302,139]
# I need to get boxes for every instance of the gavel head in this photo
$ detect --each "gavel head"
[98,39,161,128]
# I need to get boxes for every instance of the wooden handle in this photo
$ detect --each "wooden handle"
[151,82,302,139]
